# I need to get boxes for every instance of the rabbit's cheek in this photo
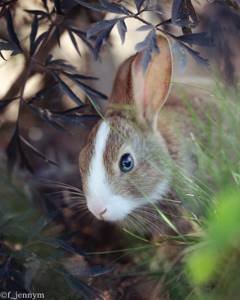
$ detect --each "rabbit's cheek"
[86,194,138,222]
[85,121,136,221]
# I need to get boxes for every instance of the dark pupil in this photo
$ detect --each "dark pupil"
[119,153,134,173]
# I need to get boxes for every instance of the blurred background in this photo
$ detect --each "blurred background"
[0,0,240,299]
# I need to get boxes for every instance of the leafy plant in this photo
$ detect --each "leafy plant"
[0,163,110,298]
[0,0,240,299]
[0,0,223,172]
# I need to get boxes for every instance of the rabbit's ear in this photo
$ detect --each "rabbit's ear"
[132,34,172,126]
[109,56,135,106]
[109,34,172,127]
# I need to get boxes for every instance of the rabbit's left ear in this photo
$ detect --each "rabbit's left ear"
[132,34,172,127]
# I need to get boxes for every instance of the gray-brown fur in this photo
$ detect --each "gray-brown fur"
[79,122,100,191]
[103,116,171,200]
[78,34,196,232]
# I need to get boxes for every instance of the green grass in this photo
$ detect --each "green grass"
[121,79,240,299]
[0,167,103,299]
[1,79,240,299]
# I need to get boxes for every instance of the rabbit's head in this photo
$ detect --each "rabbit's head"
[79,35,172,222]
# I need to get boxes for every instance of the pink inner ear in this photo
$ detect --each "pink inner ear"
[132,53,149,119]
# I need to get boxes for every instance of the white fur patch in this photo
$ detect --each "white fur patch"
[86,121,171,222]
[86,121,138,221]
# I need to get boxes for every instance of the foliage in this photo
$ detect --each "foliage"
[122,82,240,299]
[0,164,109,298]
[0,0,240,299]
[0,0,227,172]
[183,83,240,300]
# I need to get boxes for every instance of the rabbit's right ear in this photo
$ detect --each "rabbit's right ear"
[109,55,136,106]
[109,34,172,127]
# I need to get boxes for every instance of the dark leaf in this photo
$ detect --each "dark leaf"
[117,19,127,44]
[53,113,99,127]
[171,0,184,22]
[25,9,49,17]
[29,98,98,132]
[186,0,198,27]
[5,9,22,54]
[135,30,156,52]
[171,0,198,28]
[72,79,107,100]
[99,0,129,14]
[135,30,159,71]
[0,96,18,111]
[6,127,19,174]
[0,39,20,56]
[93,29,111,58]
[30,15,39,56]
[5,127,34,173]
[68,30,81,56]
[53,25,62,47]
[54,74,84,106]
[0,51,6,60]
[28,83,58,104]
[52,105,87,114]
[87,19,117,39]
[19,135,58,166]
[156,18,172,26]
[136,24,154,31]
[42,105,100,128]
[173,18,195,28]
[180,42,208,66]
[145,3,163,14]
[66,27,86,37]
[64,70,107,102]
[134,0,145,11]
[31,31,48,55]
[0,38,13,50]
[53,0,63,14]
[41,0,49,11]
[63,71,98,81]
[68,28,94,54]
[88,21,116,58]
[28,104,67,131]
[74,0,104,12]
[177,32,213,47]
[46,56,75,72]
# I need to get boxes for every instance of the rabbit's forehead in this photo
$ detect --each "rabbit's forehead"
[90,118,136,173]
[86,120,125,198]
[104,121,135,168]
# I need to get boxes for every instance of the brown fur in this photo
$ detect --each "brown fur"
[79,34,195,231]
[79,123,100,191]
[103,116,170,199]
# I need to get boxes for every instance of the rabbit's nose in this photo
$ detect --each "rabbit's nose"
[87,200,108,220]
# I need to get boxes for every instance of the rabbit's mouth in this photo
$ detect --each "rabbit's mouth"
[86,179,170,223]
[86,193,139,222]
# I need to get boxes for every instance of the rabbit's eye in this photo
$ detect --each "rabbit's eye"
[119,153,134,173]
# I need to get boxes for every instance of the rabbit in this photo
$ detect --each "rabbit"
[79,34,196,230]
